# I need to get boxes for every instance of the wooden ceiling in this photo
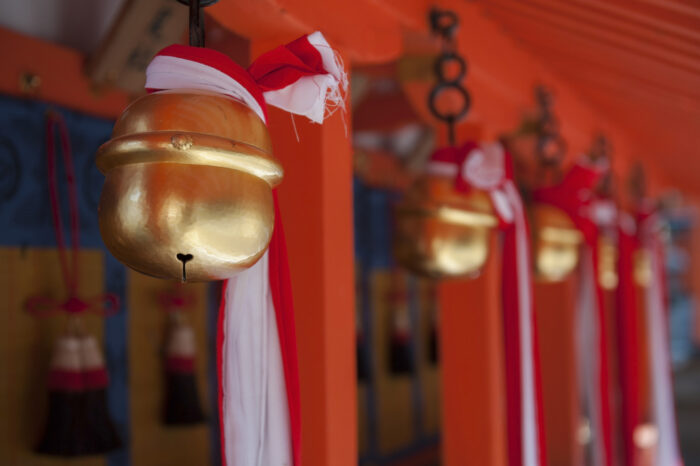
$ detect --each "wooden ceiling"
[479,0,700,195]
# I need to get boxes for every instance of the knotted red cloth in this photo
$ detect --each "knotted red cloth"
[534,161,614,466]
[427,142,547,466]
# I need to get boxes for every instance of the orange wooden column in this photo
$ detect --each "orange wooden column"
[439,233,507,466]
[534,276,583,466]
[266,106,357,466]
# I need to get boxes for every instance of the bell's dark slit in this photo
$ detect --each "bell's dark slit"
[176,254,194,282]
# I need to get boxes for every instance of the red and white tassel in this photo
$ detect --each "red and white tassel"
[144,32,345,465]
[146,32,347,125]
[641,218,683,466]
[220,252,291,465]
[534,159,614,466]
[426,142,546,466]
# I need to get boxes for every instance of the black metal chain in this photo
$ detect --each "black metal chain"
[428,9,471,147]
[176,0,220,47]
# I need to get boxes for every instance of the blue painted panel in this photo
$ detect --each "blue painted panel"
[0,94,130,466]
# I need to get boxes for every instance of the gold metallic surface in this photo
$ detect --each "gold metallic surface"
[97,90,281,281]
[598,235,619,290]
[394,175,496,278]
[634,249,652,287]
[533,205,583,282]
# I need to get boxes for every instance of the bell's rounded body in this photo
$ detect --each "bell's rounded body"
[634,249,652,287]
[394,175,496,278]
[598,235,619,290]
[96,90,282,282]
[533,205,583,281]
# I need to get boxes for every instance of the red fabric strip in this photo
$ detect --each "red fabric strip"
[592,243,615,466]
[532,287,549,466]
[83,368,109,389]
[152,44,267,122]
[616,227,640,466]
[650,225,683,461]
[391,331,412,345]
[248,35,325,93]
[165,356,195,374]
[440,144,546,466]
[217,281,228,466]
[47,369,84,391]
[502,223,524,466]
[532,162,604,243]
[533,162,614,466]
[268,191,302,466]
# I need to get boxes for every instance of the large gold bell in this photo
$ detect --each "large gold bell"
[394,175,497,278]
[533,205,583,281]
[96,90,283,282]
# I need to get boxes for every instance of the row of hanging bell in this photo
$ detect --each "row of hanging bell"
[394,166,653,284]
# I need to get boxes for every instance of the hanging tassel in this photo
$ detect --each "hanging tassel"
[641,214,683,466]
[35,322,121,456]
[429,303,439,365]
[79,334,121,453]
[145,32,346,464]
[36,332,86,456]
[389,308,413,374]
[32,110,121,457]
[388,273,413,375]
[356,309,369,382]
[163,311,206,425]
[428,141,547,466]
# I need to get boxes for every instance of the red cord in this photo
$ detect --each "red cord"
[26,110,118,317]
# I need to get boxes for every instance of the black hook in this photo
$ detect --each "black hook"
[429,9,459,41]
[176,0,220,47]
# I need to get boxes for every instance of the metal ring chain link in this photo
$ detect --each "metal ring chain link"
[428,9,471,147]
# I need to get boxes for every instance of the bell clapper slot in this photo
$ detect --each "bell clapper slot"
[176,253,194,282]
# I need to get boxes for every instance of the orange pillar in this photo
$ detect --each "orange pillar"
[266,106,357,466]
[535,277,583,465]
[439,233,507,466]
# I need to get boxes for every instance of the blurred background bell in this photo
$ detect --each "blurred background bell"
[634,249,653,287]
[533,205,583,282]
[96,90,283,282]
[598,235,619,290]
[394,173,497,278]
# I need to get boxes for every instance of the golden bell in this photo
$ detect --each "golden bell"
[598,235,619,290]
[633,248,652,287]
[533,205,583,281]
[96,90,282,282]
[394,174,497,278]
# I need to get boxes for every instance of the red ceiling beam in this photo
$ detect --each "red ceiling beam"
[569,0,700,43]
[483,1,700,74]
[537,52,700,106]
[564,87,699,194]
[487,12,700,90]
[542,57,700,116]
[498,0,700,57]
[639,0,700,20]
[501,32,700,102]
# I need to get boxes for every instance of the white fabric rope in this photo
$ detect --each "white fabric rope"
[222,252,291,466]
